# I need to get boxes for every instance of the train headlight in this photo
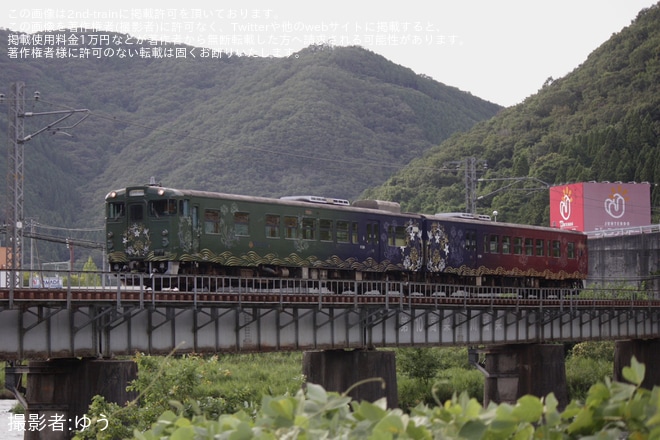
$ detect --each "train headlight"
[162,238,169,247]
[161,229,168,236]
[107,231,114,238]
[158,188,165,196]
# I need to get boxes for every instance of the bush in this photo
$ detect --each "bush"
[74,352,305,439]
[566,356,613,401]
[131,357,660,440]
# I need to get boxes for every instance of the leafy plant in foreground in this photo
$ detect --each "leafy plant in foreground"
[132,357,660,439]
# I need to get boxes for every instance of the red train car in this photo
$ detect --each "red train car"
[424,213,588,290]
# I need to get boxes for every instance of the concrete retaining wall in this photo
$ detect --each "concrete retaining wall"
[588,231,660,292]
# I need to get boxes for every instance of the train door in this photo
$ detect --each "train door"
[464,228,478,270]
[177,199,200,254]
[365,220,381,260]
[191,204,200,253]
[128,201,145,224]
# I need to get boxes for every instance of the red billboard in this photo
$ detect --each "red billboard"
[550,182,651,231]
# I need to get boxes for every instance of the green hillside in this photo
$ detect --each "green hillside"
[363,3,660,225]
[0,35,499,264]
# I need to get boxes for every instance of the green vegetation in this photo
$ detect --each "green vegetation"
[96,357,658,439]
[69,342,617,439]
[74,352,306,440]
[1,4,658,268]
[364,4,660,224]
[0,35,499,266]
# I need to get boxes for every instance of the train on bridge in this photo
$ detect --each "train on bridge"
[105,182,588,293]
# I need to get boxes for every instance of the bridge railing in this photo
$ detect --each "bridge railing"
[2,269,657,305]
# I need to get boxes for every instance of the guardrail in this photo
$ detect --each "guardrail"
[0,269,656,305]
[586,223,660,237]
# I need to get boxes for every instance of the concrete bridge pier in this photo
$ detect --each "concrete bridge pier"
[470,344,568,408]
[614,339,660,389]
[302,349,398,408]
[4,358,137,440]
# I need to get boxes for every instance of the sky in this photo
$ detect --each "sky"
[1,1,658,107]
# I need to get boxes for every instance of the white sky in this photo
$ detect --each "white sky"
[2,1,658,107]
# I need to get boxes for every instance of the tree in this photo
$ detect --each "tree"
[82,256,101,286]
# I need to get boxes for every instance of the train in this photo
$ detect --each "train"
[105,182,588,292]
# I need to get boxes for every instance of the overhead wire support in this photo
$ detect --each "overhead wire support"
[3,81,89,297]
[445,156,487,214]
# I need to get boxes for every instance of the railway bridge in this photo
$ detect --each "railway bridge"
[2,271,660,439]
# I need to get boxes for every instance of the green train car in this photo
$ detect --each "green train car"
[105,183,424,284]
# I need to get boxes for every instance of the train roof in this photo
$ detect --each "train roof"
[106,185,421,218]
[106,184,587,237]
[425,212,587,236]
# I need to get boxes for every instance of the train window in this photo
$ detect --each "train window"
[387,225,406,246]
[524,238,533,256]
[234,212,250,236]
[337,221,350,243]
[167,200,177,215]
[149,200,169,218]
[552,240,561,258]
[320,219,333,242]
[108,202,125,220]
[395,226,406,246]
[192,206,199,229]
[387,225,406,247]
[179,200,189,217]
[567,242,575,258]
[265,215,280,238]
[536,239,544,256]
[489,235,499,253]
[352,222,359,244]
[128,204,144,221]
[502,236,511,254]
[204,210,220,234]
[302,217,316,240]
[513,237,523,255]
[284,216,297,239]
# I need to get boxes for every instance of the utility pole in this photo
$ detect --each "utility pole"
[3,81,89,294]
[5,82,24,290]
[445,156,487,214]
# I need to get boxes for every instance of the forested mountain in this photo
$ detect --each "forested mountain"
[0,32,500,264]
[2,2,659,268]
[363,3,660,225]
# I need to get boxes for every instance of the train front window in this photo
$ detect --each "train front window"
[149,200,176,217]
[128,204,144,222]
[108,202,125,220]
